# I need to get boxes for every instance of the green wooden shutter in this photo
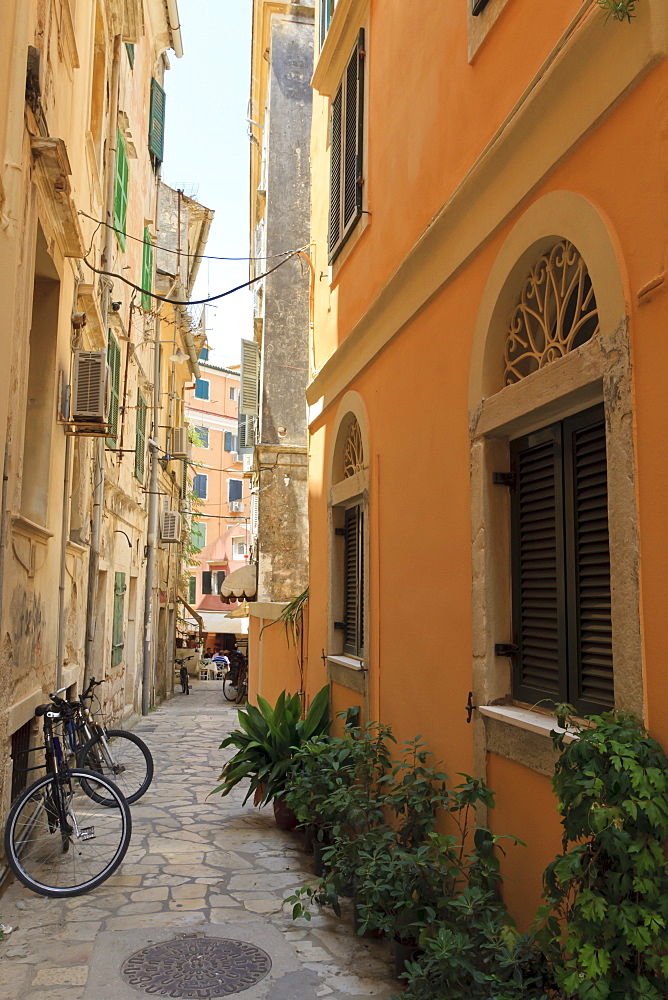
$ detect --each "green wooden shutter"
[113,131,128,250]
[134,390,146,482]
[125,42,135,68]
[343,505,364,656]
[148,78,166,162]
[180,458,188,500]
[563,405,613,713]
[510,423,567,706]
[141,228,153,311]
[106,332,121,448]
[191,521,206,550]
[188,576,196,604]
[111,572,126,667]
[239,339,260,416]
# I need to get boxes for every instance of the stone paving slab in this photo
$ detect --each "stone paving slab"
[0,681,397,1000]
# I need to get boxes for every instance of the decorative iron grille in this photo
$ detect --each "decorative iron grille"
[503,240,599,386]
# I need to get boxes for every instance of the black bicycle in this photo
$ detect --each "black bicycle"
[61,678,154,806]
[5,698,132,898]
[223,657,248,704]
[177,654,196,695]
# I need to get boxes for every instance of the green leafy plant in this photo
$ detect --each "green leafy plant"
[596,0,639,23]
[211,686,330,806]
[398,915,557,1000]
[382,736,450,848]
[535,709,668,1000]
[284,718,395,842]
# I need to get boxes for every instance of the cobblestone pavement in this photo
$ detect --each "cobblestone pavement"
[0,682,397,1000]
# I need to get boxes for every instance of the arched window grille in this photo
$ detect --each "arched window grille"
[503,241,599,386]
[342,417,364,478]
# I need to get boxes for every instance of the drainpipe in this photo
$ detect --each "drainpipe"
[141,315,162,714]
[56,432,73,689]
[84,33,121,685]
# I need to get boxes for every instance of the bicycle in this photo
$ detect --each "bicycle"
[5,697,132,898]
[223,658,248,704]
[177,654,196,695]
[60,678,154,806]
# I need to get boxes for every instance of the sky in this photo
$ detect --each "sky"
[163,0,253,369]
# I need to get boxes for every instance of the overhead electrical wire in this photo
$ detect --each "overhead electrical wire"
[82,248,302,306]
[78,210,310,261]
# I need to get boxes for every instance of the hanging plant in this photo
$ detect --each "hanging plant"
[597,0,639,23]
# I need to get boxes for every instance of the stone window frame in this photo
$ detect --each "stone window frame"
[468,192,643,779]
[326,392,371,712]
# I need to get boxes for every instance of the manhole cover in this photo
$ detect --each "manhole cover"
[121,935,272,998]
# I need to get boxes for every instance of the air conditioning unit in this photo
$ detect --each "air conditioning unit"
[229,500,244,513]
[161,509,182,543]
[171,426,188,458]
[72,350,109,422]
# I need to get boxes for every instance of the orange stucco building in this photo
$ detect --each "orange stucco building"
[296,0,668,928]
[185,358,251,651]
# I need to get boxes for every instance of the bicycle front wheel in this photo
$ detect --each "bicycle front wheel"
[223,675,237,702]
[4,769,132,898]
[77,730,154,805]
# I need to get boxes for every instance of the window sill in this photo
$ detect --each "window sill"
[328,654,364,671]
[479,704,577,743]
[480,703,578,777]
[327,654,366,694]
[12,514,54,543]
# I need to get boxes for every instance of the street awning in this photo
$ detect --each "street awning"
[183,610,249,636]
[220,563,257,603]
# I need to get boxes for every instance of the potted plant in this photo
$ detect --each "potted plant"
[211,686,330,826]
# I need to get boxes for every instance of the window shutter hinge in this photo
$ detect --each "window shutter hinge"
[494,643,519,657]
[334,622,345,630]
[493,472,516,489]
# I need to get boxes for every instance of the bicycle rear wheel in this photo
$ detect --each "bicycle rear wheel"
[4,768,132,898]
[223,674,237,702]
[235,669,248,704]
[77,730,154,805]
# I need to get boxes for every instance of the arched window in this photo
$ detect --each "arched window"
[343,417,364,478]
[327,398,370,706]
[503,241,599,386]
[469,193,642,776]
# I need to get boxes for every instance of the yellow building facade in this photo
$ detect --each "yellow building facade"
[302,0,668,926]
[0,0,205,832]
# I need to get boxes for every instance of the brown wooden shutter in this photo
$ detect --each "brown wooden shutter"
[329,30,365,262]
[343,505,364,656]
[510,406,613,714]
[563,406,614,712]
[511,425,567,706]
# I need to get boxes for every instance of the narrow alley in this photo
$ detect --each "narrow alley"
[0,687,396,1000]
